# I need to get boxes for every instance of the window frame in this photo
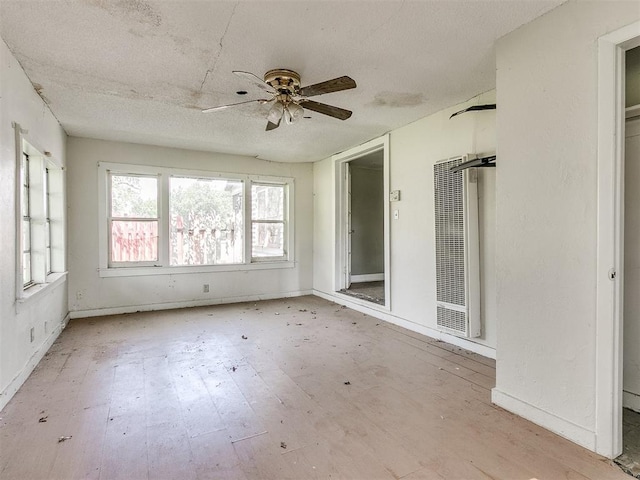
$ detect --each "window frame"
[22,153,33,288]
[107,172,161,268]
[98,162,295,277]
[14,122,67,302]
[250,181,289,262]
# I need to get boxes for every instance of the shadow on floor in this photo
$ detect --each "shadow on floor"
[616,408,640,478]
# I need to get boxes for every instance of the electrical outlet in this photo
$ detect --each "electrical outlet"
[30,327,34,343]
[76,290,83,300]
[203,284,210,293]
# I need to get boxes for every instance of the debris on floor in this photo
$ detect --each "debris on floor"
[280,441,287,449]
[38,416,48,423]
[57,436,72,443]
[230,431,268,444]
[616,408,640,478]
[232,366,237,372]
[344,381,351,385]
[241,335,248,340]
[299,309,307,312]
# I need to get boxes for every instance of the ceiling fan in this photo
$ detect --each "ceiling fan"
[202,69,357,131]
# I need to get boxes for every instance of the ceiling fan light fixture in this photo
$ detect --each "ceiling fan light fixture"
[288,102,304,122]
[267,100,284,124]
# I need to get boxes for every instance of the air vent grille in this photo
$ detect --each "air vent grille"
[436,306,466,333]
[433,155,481,338]
[434,158,465,307]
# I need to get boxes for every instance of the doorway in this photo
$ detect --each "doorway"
[596,24,640,460]
[334,135,390,309]
[618,45,640,477]
[340,152,385,304]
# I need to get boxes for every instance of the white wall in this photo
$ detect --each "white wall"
[492,0,640,452]
[625,117,640,412]
[0,39,68,410]
[314,90,497,353]
[66,137,313,316]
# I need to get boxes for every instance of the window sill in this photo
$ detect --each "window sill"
[18,272,68,304]
[98,261,295,278]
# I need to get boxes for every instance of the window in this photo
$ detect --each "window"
[22,153,32,287]
[45,168,52,275]
[98,162,294,276]
[109,174,159,265]
[170,176,243,266]
[16,133,66,296]
[251,183,286,260]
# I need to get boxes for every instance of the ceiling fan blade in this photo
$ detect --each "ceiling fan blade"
[202,99,269,113]
[233,71,277,94]
[300,100,352,120]
[299,76,356,97]
[266,118,281,131]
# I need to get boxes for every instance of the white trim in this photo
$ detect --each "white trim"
[491,389,595,451]
[313,289,496,359]
[351,273,384,283]
[333,134,391,310]
[98,261,295,278]
[69,289,313,319]
[623,391,640,413]
[17,272,67,310]
[595,21,640,459]
[0,313,69,411]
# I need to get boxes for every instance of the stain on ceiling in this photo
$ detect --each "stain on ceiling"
[0,0,565,162]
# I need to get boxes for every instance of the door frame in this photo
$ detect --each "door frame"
[334,134,391,309]
[595,21,640,459]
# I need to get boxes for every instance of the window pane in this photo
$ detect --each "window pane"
[110,220,158,262]
[252,222,284,258]
[22,185,29,215]
[170,177,243,265]
[45,220,51,273]
[22,219,30,251]
[251,184,284,220]
[111,175,157,218]
[23,253,31,285]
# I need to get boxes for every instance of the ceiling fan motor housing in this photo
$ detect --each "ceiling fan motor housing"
[264,69,301,95]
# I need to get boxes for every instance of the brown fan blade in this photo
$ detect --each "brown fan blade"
[233,71,277,94]
[266,118,281,131]
[300,100,352,120]
[202,99,269,113]
[299,76,356,97]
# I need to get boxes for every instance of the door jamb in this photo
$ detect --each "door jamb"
[596,21,640,459]
[333,134,391,309]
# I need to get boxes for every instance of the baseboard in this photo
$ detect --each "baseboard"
[351,273,384,283]
[69,290,314,319]
[491,388,596,451]
[0,312,69,411]
[623,390,640,413]
[313,289,496,359]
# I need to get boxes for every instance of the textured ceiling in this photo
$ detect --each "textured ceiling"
[0,0,564,162]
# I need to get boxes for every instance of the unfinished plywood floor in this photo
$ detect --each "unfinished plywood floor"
[0,296,627,480]
[340,281,385,305]
[617,408,640,477]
